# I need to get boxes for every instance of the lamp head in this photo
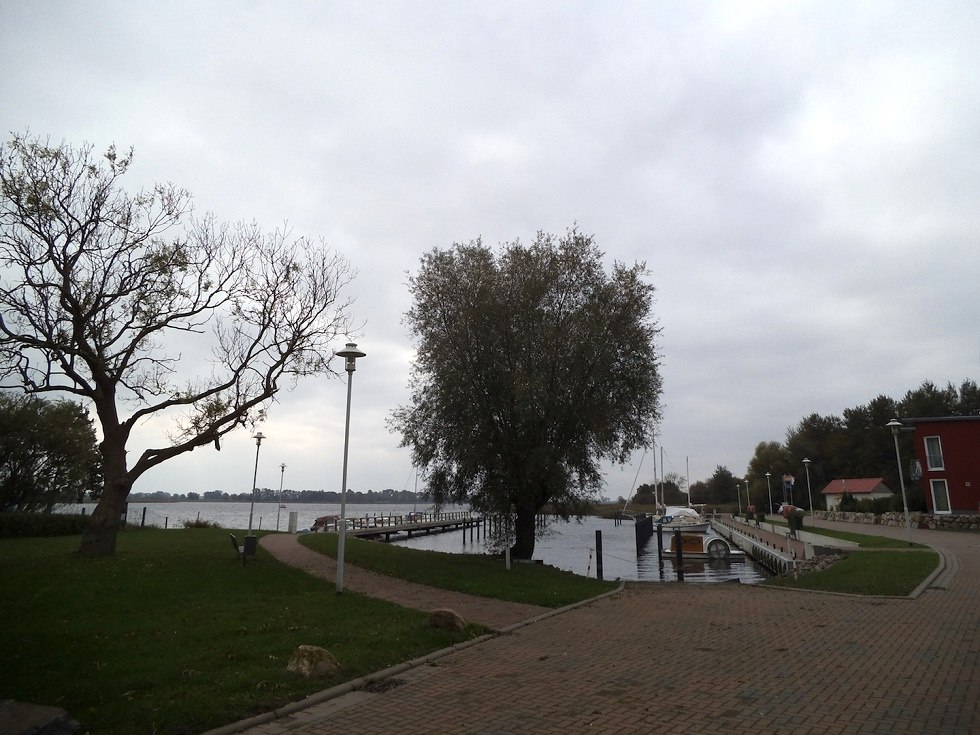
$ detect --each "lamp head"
[886,418,903,435]
[253,431,265,445]
[336,342,366,373]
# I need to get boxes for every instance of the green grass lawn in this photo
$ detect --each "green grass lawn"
[0,529,485,734]
[765,550,939,596]
[758,520,939,595]
[302,533,617,608]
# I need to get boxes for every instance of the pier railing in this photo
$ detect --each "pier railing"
[711,515,800,575]
[318,510,475,533]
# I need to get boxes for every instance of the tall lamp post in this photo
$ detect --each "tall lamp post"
[276,463,286,531]
[765,472,773,514]
[736,484,742,515]
[335,342,366,593]
[886,418,913,546]
[802,458,814,516]
[247,432,265,536]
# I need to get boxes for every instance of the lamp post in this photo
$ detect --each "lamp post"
[276,463,286,531]
[736,484,742,515]
[886,418,913,546]
[765,472,773,515]
[247,432,265,536]
[802,458,814,516]
[335,342,366,593]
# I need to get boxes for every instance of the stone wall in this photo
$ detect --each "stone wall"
[813,510,980,531]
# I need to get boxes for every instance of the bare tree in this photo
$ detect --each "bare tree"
[0,133,355,554]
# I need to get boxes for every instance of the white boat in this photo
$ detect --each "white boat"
[654,506,710,534]
[668,531,743,560]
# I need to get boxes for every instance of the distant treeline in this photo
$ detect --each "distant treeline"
[129,488,427,504]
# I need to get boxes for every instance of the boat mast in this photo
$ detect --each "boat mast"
[686,456,691,508]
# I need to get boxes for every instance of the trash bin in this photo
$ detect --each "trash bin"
[243,535,258,556]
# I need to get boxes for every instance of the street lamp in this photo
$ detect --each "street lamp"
[276,463,286,531]
[335,342,366,593]
[765,472,773,514]
[886,418,913,546]
[802,458,814,516]
[247,432,265,536]
[736,484,742,515]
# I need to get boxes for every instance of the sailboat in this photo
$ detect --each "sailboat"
[652,447,709,532]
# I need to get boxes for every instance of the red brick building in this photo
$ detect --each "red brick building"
[905,416,980,514]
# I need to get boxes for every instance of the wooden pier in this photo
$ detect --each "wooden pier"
[315,511,479,542]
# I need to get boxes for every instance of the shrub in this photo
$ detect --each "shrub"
[181,518,222,529]
[0,512,89,538]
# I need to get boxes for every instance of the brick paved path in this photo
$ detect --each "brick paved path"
[222,523,979,735]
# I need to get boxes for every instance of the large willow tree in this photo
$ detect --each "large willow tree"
[392,229,662,558]
[0,133,355,555]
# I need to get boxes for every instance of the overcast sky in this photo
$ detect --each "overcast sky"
[2,1,977,501]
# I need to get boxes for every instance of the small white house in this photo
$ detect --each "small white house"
[820,477,893,510]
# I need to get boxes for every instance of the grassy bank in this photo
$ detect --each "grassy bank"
[759,522,938,595]
[765,550,939,595]
[1,529,482,734]
[301,533,617,608]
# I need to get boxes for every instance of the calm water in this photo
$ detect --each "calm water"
[394,514,769,584]
[63,501,768,584]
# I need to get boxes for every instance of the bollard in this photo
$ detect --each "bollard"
[595,530,604,581]
[674,528,684,582]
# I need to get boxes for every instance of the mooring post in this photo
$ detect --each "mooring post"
[595,529,604,581]
[674,528,684,581]
[656,523,663,562]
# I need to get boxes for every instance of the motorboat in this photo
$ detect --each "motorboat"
[668,531,743,560]
[654,506,710,534]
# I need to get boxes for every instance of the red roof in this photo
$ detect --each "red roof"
[819,477,891,495]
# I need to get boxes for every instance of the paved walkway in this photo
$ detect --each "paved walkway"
[258,533,549,631]
[218,522,979,734]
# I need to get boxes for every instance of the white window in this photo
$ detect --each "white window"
[930,479,951,514]
[924,436,944,470]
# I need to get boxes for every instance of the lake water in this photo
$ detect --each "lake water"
[64,500,769,584]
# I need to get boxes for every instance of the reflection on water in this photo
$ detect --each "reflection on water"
[395,515,770,584]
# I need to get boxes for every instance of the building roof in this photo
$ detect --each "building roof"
[902,415,980,425]
[819,477,892,495]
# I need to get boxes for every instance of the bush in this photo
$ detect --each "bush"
[838,492,858,512]
[0,512,89,538]
[755,510,765,525]
[181,518,222,529]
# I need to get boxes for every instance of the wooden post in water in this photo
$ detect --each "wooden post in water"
[595,529,604,581]
[674,528,684,582]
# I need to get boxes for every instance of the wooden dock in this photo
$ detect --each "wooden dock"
[315,511,479,542]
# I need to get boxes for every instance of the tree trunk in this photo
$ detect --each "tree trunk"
[78,437,131,556]
[510,507,537,559]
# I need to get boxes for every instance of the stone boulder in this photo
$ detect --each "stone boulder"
[429,608,467,632]
[286,645,340,678]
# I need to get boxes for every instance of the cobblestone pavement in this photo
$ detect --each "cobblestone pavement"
[216,521,980,735]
